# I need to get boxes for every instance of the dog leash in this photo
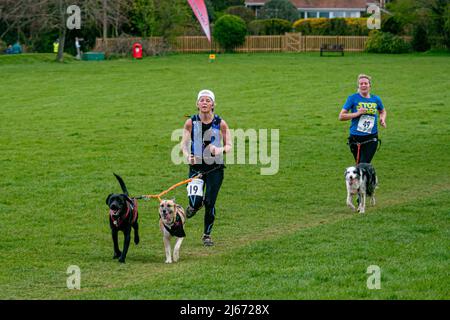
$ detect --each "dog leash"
[136,177,195,202]
[348,138,381,165]
[135,165,224,202]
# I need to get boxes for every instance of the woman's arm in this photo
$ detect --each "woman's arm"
[181,119,195,164]
[209,120,232,155]
[338,108,366,121]
[221,120,232,154]
[379,108,387,128]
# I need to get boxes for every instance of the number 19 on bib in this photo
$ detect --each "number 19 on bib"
[187,178,204,197]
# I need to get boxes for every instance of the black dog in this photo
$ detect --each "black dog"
[105,173,139,263]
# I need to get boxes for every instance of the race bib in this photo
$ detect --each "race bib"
[357,115,375,134]
[187,178,204,197]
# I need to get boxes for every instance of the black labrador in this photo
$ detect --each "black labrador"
[105,173,139,263]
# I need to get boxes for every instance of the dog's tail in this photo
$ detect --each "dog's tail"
[113,173,129,195]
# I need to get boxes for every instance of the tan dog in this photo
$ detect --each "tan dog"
[159,199,187,263]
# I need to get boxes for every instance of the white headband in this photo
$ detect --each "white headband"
[197,89,215,103]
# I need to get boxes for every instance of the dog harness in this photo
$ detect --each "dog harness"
[110,198,138,228]
[347,138,381,164]
[163,207,186,238]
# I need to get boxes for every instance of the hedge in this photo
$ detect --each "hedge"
[365,30,412,53]
[293,18,369,36]
[248,19,292,35]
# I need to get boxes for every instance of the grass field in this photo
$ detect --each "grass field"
[0,52,449,300]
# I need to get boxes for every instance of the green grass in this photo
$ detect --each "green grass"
[0,52,449,299]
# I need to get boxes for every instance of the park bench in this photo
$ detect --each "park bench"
[320,44,344,56]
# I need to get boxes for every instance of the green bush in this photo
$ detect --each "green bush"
[225,6,255,25]
[248,20,266,35]
[213,14,247,52]
[381,16,403,35]
[293,18,369,36]
[365,30,412,53]
[329,18,347,35]
[345,18,369,36]
[294,18,329,35]
[248,18,292,35]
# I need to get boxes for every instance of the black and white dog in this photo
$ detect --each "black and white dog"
[344,163,378,213]
[105,173,139,263]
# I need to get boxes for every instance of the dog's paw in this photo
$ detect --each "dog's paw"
[173,253,179,262]
[113,251,122,259]
[165,259,172,264]
[358,207,365,214]
[134,236,140,245]
[118,257,126,263]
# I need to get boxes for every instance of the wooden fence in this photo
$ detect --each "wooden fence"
[95,34,378,54]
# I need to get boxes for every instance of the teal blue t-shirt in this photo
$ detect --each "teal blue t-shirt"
[342,93,384,136]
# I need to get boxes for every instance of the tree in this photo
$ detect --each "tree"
[80,0,133,39]
[131,0,157,37]
[0,0,133,58]
[445,4,450,47]
[0,0,57,45]
[155,0,190,41]
[129,0,189,40]
[0,0,28,41]
[213,14,247,52]
[388,0,450,49]
[259,0,299,22]
[211,0,244,12]
[225,6,255,25]
[204,0,216,22]
[411,24,431,51]
[56,0,67,62]
[381,15,403,34]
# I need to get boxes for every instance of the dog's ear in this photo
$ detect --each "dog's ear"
[106,193,113,206]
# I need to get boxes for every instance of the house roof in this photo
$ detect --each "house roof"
[245,0,373,9]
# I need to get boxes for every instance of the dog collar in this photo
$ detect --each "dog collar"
[165,212,180,228]
[165,213,177,227]
[110,200,138,227]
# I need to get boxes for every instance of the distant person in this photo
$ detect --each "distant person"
[53,39,59,54]
[338,74,387,164]
[4,45,13,54]
[75,37,82,60]
[11,42,22,54]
